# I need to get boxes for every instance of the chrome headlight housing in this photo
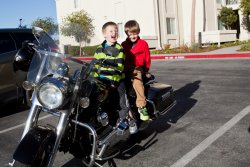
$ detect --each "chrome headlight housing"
[37,78,67,109]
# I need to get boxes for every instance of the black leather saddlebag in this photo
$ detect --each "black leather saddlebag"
[147,83,174,113]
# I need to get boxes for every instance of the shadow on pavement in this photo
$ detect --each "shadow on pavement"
[0,101,29,118]
[112,80,201,163]
[62,158,85,167]
[164,80,201,124]
[61,80,201,166]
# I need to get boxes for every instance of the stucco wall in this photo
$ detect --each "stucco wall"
[56,0,158,52]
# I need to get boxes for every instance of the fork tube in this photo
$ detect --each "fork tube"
[47,110,69,167]
[21,98,40,139]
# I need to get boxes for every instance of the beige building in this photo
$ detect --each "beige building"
[55,0,249,53]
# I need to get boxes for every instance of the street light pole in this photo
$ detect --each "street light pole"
[19,19,22,28]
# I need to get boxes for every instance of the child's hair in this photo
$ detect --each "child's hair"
[102,21,117,33]
[124,20,140,35]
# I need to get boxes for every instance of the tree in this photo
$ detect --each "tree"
[31,17,58,36]
[60,10,94,56]
[240,0,250,15]
[218,6,238,30]
[240,0,250,32]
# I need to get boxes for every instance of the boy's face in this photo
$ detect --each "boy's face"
[127,32,139,43]
[103,25,118,45]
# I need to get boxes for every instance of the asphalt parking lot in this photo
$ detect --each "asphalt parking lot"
[1,58,250,167]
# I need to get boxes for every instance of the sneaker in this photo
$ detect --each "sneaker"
[116,118,128,130]
[129,119,138,134]
[138,107,149,121]
[116,118,128,135]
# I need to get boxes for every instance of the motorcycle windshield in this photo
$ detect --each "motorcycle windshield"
[26,30,84,84]
[27,51,66,84]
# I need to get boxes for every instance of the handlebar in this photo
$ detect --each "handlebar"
[91,59,123,75]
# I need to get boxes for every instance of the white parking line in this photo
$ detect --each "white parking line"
[0,115,52,134]
[170,105,250,167]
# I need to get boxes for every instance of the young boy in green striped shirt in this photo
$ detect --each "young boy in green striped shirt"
[93,21,129,130]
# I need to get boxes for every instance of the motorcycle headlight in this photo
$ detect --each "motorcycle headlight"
[38,82,64,109]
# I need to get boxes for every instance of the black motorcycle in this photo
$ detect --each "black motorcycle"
[9,31,175,167]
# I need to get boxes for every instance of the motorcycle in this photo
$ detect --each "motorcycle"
[9,29,175,167]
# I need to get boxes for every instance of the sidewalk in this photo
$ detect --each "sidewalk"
[151,45,250,60]
[75,45,250,61]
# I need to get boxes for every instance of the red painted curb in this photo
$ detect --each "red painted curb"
[74,53,250,61]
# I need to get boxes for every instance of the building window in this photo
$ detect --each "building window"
[166,18,176,35]
[74,0,80,8]
[117,23,123,38]
[226,0,239,5]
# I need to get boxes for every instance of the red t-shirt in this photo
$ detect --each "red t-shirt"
[122,37,151,72]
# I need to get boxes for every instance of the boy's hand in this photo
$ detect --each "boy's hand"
[145,72,151,78]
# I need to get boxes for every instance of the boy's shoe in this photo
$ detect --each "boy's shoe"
[116,118,128,135]
[116,118,128,130]
[128,119,138,134]
[138,107,149,121]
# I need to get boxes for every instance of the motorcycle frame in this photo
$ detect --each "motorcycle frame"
[9,89,71,167]
[9,57,176,167]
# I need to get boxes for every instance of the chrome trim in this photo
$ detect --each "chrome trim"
[96,150,120,161]
[21,96,40,139]
[97,144,108,158]
[146,99,158,115]
[8,160,15,167]
[37,77,68,109]
[98,129,117,146]
[145,80,156,85]
[71,120,97,167]
[11,95,41,166]
[47,110,69,167]
[159,100,177,116]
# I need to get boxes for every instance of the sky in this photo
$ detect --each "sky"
[0,0,57,28]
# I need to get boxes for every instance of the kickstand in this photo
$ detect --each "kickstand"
[94,159,116,167]
[108,159,117,167]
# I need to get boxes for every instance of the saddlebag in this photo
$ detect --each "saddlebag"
[13,126,55,164]
[147,83,175,113]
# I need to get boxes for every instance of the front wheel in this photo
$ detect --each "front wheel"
[13,126,55,167]
[14,139,52,167]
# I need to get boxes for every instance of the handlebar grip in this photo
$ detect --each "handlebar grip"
[102,60,118,67]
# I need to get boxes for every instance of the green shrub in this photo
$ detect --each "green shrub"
[68,45,99,57]
[190,43,200,53]
[207,43,219,50]
[68,46,80,57]
[82,45,99,56]
[239,44,250,51]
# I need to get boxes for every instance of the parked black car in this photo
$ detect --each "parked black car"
[0,28,57,106]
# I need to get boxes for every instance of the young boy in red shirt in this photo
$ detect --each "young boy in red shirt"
[122,20,151,121]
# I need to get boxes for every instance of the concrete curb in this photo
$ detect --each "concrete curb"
[151,53,250,60]
[74,53,250,61]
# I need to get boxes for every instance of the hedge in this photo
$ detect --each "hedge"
[68,45,99,57]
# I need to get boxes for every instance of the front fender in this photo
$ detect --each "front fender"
[13,126,56,165]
